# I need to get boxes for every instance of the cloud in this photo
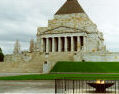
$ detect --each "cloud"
[0,0,119,54]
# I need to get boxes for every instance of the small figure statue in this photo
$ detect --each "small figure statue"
[29,39,34,52]
[13,40,21,54]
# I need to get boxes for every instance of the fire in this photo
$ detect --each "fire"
[96,80,105,84]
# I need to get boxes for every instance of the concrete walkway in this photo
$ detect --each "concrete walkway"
[1,73,119,77]
[0,73,42,77]
[0,80,55,93]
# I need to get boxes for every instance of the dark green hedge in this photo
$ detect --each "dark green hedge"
[0,48,4,62]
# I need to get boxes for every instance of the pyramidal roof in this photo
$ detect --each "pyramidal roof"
[55,0,85,15]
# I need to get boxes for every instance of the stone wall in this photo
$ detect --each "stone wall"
[49,13,95,30]
[3,51,119,73]
[2,52,74,73]
[4,52,32,63]
[74,52,119,62]
[1,52,43,73]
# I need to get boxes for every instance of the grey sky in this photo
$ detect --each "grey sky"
[0,0,119,54]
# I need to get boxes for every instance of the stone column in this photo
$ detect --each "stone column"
[77,36,81,51]
[58,37,61,52]
[71,37,74,52]
[46,38,49,53]
[65,37,67,52]
[83,36,87,52]
[52,37,55,52]
[40,38,44,52]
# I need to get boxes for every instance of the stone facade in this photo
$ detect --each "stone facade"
[3,0,119,73]
[37,13,105,53]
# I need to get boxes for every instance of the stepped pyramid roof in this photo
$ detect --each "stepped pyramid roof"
[55,0,85,15]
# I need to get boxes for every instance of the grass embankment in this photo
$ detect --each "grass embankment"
[0,74,119,80]
[0,61,119,80]
[51,61,119,73]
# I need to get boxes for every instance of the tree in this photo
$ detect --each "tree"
[0,48,4,62]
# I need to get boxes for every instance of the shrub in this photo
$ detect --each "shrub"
[0,48,4,62]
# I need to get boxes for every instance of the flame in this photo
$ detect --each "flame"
[96,80,101,84]
[101,81,105,84]
[96,80,105,84]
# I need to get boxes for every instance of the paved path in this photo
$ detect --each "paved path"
[0,80,55,93]
[0,73,119,77]
[0,73,42,77]
[0,80,117,94]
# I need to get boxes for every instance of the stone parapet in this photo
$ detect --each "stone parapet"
[74,52,119,62]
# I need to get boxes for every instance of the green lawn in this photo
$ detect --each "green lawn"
[0,74,119,80]
[51,61,119,73]
[0,62,119,80]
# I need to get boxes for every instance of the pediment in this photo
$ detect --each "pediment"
[42,26,83,34]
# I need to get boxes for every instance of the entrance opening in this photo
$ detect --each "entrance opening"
[61,37,65,52]
[55,37,58,52]
[80,36,84,50]
[67,37,71,51]
[49,38,52,52]
[82,60,85,62]
[73,36,77,51]
[44,61,47,64]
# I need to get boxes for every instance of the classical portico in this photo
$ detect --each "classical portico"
[36,0,105,54]
[41,36,85,53]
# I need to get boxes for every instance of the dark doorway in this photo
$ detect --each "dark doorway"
[73,36,77,51]
[67,37,71,51]
[80,36,84,49]
[49,38,52,52]
[61,37,65,52]
[55,37,58,52]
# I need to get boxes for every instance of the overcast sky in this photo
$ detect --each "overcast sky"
[0,0,119,54]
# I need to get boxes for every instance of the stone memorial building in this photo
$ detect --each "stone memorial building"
[4,0,119,73]
[37,0,105,53]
